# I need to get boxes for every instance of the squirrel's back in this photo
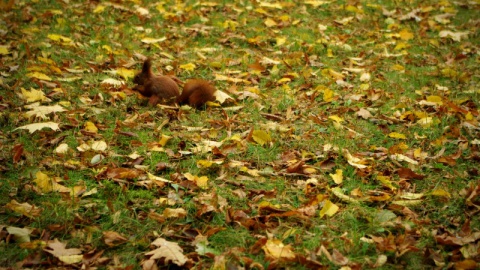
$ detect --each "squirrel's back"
[177,79,216,108]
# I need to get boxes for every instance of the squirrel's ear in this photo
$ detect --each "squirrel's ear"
[142,58,152,73]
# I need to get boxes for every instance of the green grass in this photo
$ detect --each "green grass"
[1,0,479,268]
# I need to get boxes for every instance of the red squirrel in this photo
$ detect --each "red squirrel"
[133,58,216,108]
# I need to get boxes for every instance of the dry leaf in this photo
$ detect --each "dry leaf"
[146,238,188,266]
[14,122,60,133]
[319,200,339,217]
[44,239,83,264]
[103,231,128,247]
[262,239,296,260]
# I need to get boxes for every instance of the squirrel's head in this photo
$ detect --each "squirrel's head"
[133,58,153,85]
[133,72,147,85]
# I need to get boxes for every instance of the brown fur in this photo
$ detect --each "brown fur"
[177,79,216,108]
[133,59,216,108]
[132,59,180,105]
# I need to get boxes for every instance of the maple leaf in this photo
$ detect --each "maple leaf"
[26,72,52,81]
[44,239,83,264]
[23,103,66,119]
[20,88,50,103]
[145,238,188,266]
[14,122,60,133]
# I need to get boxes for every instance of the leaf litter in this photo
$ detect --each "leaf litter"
[1,0,479,269]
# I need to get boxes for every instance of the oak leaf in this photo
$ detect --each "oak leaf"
[146,238,188,266]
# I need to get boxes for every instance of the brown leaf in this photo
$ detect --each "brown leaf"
[12,144,24,163]
[454,260,478,270]
[287,160,304,173]
[103,231,128,247]
[331,249,349,266]
[397,167,425,180]
[104,167,144,180]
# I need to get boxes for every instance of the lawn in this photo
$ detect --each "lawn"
[1,0,479,269]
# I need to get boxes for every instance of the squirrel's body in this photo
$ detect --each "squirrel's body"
[177,79,216,108]
[133,59,216,108]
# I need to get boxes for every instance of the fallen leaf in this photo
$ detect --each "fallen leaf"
[252,130,272,146]
[103,231,128,247]
[146,238,188,266]
[44,239,83,264]
[14,122,60,133]
[262,239,296,260]
[329,169,343,184]
[319,200,339,217]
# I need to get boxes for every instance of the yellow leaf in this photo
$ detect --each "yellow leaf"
[426,95,443,105]
[328,115,344,124]
[264,18,277,27]
[252,130,272,146]
[305,0,330,8]
[327,48,334,58]
[276,36,286,46]
[392,200,422,206]
[180,63,196,71]
[5,200,42,218]
[303,167,317,174]
[84,121,98,133]
[163,208,187,218]
[93,5,105,13]
[195,176,209,188]
[465,112,473,121]
[394,42,409,51]
[323,88,335,102]
[389,132,406,139]
[391,64,405,72]
[158,134,171,146]
[47,34,73,43]
[376,175,397,191]
[400,192,424,200]
[328,68,345,80]
[262,239,296,260]
[343,150,368,169]
[102,45,112,53]
[223,20,238,30]
[430,189,451,198]
[116,67,135,80]
[390,153,418,165]
[0,45,9,55]
[331,187,360,204]
[319,199,339,218]
[34,171,54,193]
[329,169,343,184]
[399,29,414,40]
[197,160,213,168]
[345,5,361,13]
[140,37,167,44]
[277,77,291,84]
[26,72,52,81]
[21,88,48,103]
